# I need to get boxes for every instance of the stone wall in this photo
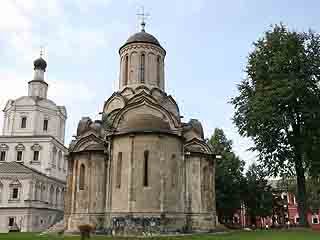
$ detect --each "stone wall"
[111,134,184,214]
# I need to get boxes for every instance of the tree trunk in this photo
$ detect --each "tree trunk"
[295,154,308,227]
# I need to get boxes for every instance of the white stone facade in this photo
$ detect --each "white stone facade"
[0,137,67,181]
[0,163,65,232]
[0,56,67,232]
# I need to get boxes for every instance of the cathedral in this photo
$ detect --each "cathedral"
[65,22,217,234]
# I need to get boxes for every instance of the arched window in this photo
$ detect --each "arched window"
[41,185,46,202]
[35,182,41,201]
[0,144,9,162]
[21,117,27,128]
[143,150,149,187]
[63,159,67,172]
[140,53,145,83]
[157,56,161,86]
[171,154,177,188]
[52,147,57,168]
[49,185,54,205]
[58,151,62,170]
[116,152,122,188]
[55,188,60,208]
[79,164,85,190]
[31,144,42,162]
[124,55,129,85]
[203,166,209,191]
[15,144,25,162]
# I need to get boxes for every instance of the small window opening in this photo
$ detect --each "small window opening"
[140,53,145,83]
[33,151,39,161]
[8,217,15,227]
[116,152,122,188]
[16,151,22,161]
[0,151,5,161]
[124,55,129,85]
[79,164,85,190]
[21,117,27,128]
[143,150,149,187]
[12,188,19,199]
[313,217,319,224]
[157,56,161,86]
[43,119,48,131]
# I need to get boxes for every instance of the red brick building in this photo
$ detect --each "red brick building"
[234,191,320,230]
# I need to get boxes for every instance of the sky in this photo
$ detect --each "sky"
[0,0,319,167]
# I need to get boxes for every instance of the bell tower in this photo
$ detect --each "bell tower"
[118,16,166,91]
[28,51,48,99]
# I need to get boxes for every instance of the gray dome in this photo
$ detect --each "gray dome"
[120,30,163,50]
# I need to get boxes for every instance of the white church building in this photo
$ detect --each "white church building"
[0,56,67,232]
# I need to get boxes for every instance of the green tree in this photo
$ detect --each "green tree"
[231,24,320,226]
[244,163,273,227]
[209,128,245,224]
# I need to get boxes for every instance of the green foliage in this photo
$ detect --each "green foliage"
[231,23,320,226]
[243,163,273,222]
[209,128,245,223]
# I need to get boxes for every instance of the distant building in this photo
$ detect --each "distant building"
[235,180,320,230]
[0,56,67,232]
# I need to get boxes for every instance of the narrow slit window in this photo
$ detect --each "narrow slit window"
[33,151,39,161]
[140,53,145,83]
[16,151,22,161]
[157,56,161,86]
[43,119,48,131]
[0,152,5,161]
[124,55,129,85]
[116,152,122,188]
[143,150,149,187]
[171,154,177,187]
[79,164,85,190]
[21,117,27,129]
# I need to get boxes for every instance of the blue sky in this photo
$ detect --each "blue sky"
[0,0,319,166]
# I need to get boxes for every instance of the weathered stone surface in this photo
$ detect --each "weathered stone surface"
[65,28,217,235]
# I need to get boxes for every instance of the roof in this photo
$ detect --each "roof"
[119,114,171,132]
[120,30,164,52]
[33,57,47,71]
[0,162,65,184]
[0,162,34,174]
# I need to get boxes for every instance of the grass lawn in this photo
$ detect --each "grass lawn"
[0,230,319,240]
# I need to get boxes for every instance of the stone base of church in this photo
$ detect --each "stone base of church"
[65,212,216,235]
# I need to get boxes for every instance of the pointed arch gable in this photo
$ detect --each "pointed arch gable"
[70,134,106,153]
[103,92,126,114]
[112,96,180,131]
[150,87,166,100]
[135,85,151,93]
[184,138,213,154]
[126,90,158,105]
[120,87,135,96]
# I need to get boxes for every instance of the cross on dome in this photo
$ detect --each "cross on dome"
[137,6,150,32]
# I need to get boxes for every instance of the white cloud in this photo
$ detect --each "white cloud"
[71,0,112,13]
